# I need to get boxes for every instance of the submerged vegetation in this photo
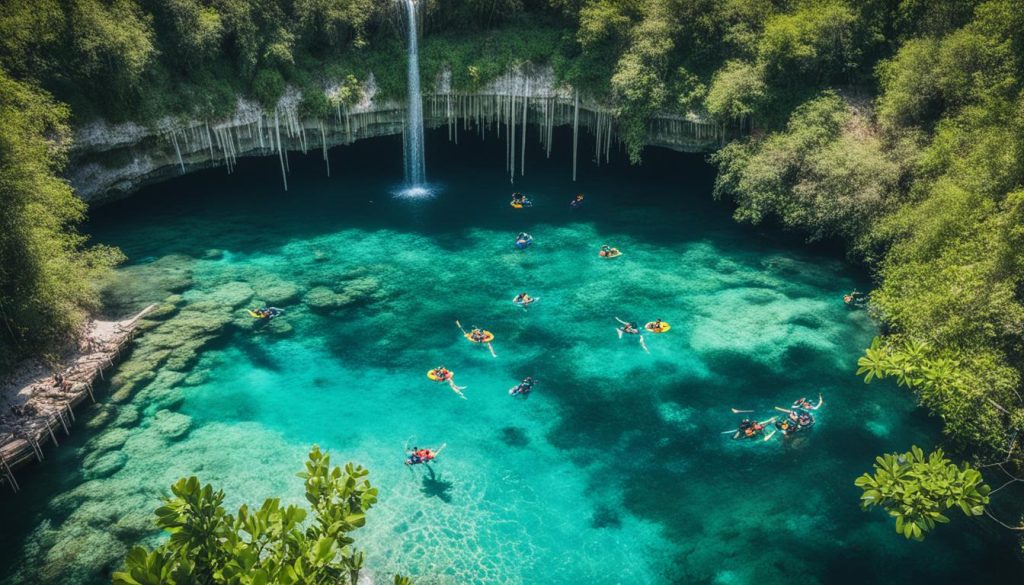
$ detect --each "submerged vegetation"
[0,0,1022,542]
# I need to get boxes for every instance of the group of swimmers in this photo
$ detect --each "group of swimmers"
[731,394,824,442]
[512,192,584,209]
[412,191,833,466]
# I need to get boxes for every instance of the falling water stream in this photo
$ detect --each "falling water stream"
[402,0,426,188]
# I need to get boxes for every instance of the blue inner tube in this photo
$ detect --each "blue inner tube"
[515,237,533,249]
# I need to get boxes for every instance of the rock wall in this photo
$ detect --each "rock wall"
[67,67,723,204]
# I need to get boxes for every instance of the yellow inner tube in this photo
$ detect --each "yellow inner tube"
[645,322,671,333]
[247,310,266,319]
[465,331,495,343]
[427,369,451,382]
[510,202,523,208]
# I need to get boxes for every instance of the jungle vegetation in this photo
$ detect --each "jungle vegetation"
[112,446,409,585]
[1,0,1023,535]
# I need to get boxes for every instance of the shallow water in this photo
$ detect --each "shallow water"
[1,130,1020,584]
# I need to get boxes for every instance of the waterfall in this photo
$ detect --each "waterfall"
[402,0,426,186]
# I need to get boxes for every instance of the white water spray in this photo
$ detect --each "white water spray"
[402,0,426,187]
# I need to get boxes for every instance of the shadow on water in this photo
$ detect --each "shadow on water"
[419,465,453,503]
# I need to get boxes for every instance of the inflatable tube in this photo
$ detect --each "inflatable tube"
[427,369,452,382]
[513,298,535,307]
[510,202,523,209]
[247,310,261,318]
[599,249,622,258]
[645,321,671,333]
[465,331,495,343]
[514,238,533,249]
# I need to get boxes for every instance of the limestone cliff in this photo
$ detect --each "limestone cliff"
[66,67,723,203]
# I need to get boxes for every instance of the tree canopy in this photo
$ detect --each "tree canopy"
[113,446,408,585]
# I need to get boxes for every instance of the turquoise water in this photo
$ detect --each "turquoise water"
[1,131,1020,584]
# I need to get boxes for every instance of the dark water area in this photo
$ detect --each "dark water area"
[1,127,1019,584]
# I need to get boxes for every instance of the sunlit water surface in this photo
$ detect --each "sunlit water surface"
[1,131,1020,584]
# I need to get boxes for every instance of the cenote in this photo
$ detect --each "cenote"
[0,129,1020,584]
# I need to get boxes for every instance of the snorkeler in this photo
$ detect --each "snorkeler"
[509,376,535,396]
[615,317,649,353]
[249,307,284,320]
[428,366,467,399]
[645,319,669,333]
[736,419,764,439]
[512,292,537,309]
[791,394,824,411]
[406,444,446,465]
[599,245,621,258]
[456,320,498,358]
[729,416,777,441]
[844,290,868,306]
[511,192,533,207]
[571,193,585,208]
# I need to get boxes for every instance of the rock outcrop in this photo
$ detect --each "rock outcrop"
[66,67,724,203]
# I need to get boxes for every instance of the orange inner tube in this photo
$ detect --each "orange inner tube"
[465,331,495,343]
[645,322,671,333]
[427,369,452,382]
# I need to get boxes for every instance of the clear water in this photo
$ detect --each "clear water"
[0,130,1020,584]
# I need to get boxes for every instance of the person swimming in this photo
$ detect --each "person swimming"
[515,232,533,248]
[736,418,765,439]
[648,319,666,331]
[406,444,445,465]
[513,292,536,308]
[251,307,284,320]
[844,290,868,306]
[511,192,533,207]
[615,317,649,352]
[571,193,584,208]
[429,367,467,398]
[791,394,824,411]
[509,376,535,396]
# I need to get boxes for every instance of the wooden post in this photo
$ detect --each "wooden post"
[30,437,44,461]
[66,402,75,422]
[48,421,59,447]
[0,452,18,493]
[86,382,95,402]
[57,410,70,435]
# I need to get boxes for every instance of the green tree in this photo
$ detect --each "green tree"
[713,91,902,245]
[0,69,122,374]
[855,446,990,540]
[67,0,156,98]
[113,446,408,585]
[293,0,376,51]
[704,59,765,124]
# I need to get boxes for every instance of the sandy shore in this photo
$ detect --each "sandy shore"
[0,305,154,491]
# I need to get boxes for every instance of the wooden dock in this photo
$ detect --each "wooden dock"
[0,304,155,493]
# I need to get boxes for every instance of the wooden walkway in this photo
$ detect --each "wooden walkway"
[0,304,155,493]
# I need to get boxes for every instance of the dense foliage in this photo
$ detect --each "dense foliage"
[0,70,121,373]
[712,0,1024,468]
[113,447,407,585]
[855,446,990,541]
